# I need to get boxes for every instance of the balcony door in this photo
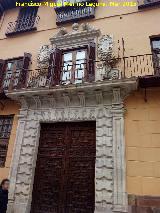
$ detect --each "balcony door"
[3,58,23,90]
[62,49,87,85]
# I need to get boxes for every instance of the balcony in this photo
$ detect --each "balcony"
[5,15,40,36]
[2,53,160,93]
[138,0,160,9]
[55,0,97,25]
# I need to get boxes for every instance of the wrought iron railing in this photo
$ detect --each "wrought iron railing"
[55,0,97,25]
[5,15,40,36]
[2,54,160,92]
[138,0,160,8]
[55,6,95,25]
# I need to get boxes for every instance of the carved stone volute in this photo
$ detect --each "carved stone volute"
[37,45,53,70]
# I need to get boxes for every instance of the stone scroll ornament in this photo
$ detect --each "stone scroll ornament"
[37,45,53,70]
[28,45,55,88]
[97,35,120,80]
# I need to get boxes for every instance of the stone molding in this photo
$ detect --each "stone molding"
[7,80,137,213]
[50,23,101,49]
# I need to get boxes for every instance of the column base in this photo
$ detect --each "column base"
[7,201,30,213]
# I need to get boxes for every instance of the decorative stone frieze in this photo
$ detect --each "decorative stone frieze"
[50,23,101,49]
[78,92,86,107]
[95,90,103,105]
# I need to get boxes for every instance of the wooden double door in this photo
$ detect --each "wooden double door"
[31,122,96,213]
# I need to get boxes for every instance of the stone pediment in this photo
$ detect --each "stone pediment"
[50,23,101,49]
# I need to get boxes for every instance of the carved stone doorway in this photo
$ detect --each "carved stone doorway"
[30,121,96,213]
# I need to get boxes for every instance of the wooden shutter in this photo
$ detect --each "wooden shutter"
[47,51,54,86]
[0,115,13,167]
[18,53,31,88]
[87,42,96,82]
[0,60,6,92]
[48,48,62,87]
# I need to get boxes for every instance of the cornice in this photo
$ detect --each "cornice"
[6,78,138,102]
[50,23,101,49]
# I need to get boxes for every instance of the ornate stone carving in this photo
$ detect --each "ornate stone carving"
[78,92,85,107]
[112,88,121,104]
[52,23,96,39]
[72,23,79,32]
[50,23,101,49]
[97,63,120,80]
[103,67,121,80]
[63,93,70,107]
[53,27,68,38]
[98,35,113,60]
[6,79,138,213]
[97,35,121,80]
[108,68,121,80]
[33,96,41,109]
[19,96,28,109]
[37,45,52,70]
[49,95,56,108]
[95,90,103,105]
[81,23,95,31]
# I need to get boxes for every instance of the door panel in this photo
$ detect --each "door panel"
[31,122,96,213]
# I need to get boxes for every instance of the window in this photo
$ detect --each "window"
[151,38,160,75]
[47,43,95,87]
[16,7,38,31]
[3,58,23,90]
[62,49,87,84]
[0,115,13,167]
[6,7,39,36]
[0,53,31,91]
[151,39,160,54]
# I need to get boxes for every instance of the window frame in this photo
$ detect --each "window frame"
[61,46,88,84]
[150,37,160,75]
[150,37,160,54]
[2,57,23,90]
[0,115,14,168]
